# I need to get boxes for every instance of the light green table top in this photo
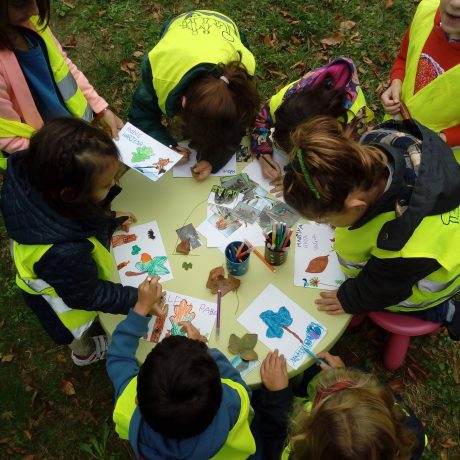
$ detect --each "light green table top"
[99,165,351,388]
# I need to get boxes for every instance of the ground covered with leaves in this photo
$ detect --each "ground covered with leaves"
[0,0,459,458]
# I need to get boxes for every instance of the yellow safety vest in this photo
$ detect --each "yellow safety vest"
[12,236,113,338]
[148,10,256,115]
[0,16,93,165]
[268,80,373,126]
[335,208,460,312]
[400,0,460,158]
[114,376,256,459]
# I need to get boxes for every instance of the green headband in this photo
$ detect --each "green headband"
[296,149,320,199]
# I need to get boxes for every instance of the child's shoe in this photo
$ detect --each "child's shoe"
[71,335,109,366]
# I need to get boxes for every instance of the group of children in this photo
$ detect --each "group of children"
[1,0,459,458]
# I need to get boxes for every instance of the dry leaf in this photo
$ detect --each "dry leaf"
[385,0,394,8]
[441,439,458,448]
[98,9,107,16]
[23,430,32,441]
[363,56,374,65]
[176,239,191,255]
[60,380,76,396]
[228,334,241,355]
[240,349,258,361]
[259,32,278,48]
[290,35,302,45]
[132,50,143,58]
[340,20,356,30]
[63,0,75,8]
[206,267,240,296]
[320,33,344,46]
[62,34,77,48]
[1,353,15,362]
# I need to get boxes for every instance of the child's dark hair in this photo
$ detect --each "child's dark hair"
[25,117,120,220]
[288,368,419,460]
[283,116,387,219]
[273,83,347,153]
[181,55,260,168]
[137,335,222,439]
[0,0,51,50]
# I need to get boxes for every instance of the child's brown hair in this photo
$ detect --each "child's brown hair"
[289,368,418,460]
[0,0,51,50]
[283,116,387,219]
[181,55,260,168]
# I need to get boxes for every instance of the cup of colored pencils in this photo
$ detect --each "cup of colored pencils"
[225,241,250,276]
[264,223,292,266]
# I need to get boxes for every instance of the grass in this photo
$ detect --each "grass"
[0,0,459,458]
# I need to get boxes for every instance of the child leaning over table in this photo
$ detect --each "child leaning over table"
[381,0,460,154]
[283,116,460,340]
[256,350,426,460]
[1,118,138,366]
[107,275,257,460]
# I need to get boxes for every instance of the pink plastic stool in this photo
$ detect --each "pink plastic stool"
[368,311,440,371]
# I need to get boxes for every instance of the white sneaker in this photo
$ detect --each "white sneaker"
[71,335,109,366]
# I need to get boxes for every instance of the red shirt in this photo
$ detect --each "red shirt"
[390,9,460,146]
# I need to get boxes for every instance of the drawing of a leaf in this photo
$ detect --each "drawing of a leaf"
[260,307,293,338]
[132,145,153,162]
[305,255,329,273]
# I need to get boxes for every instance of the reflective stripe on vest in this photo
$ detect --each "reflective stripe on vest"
[269,83,372,126]
[29,17,92,121]
[401,0,460,134]
[12,236,113,338]
[335,208,460,312]
[148,10,256,115]
[113,376,256,459]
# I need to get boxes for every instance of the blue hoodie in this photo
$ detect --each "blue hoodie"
[107,309,254,459]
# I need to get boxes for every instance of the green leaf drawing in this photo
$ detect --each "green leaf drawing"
[132,145,153,162]
[131,245,141,255]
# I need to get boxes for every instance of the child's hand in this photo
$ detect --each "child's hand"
[172,145,192,165]
[315,290,345,315]
[178,321,208,343]
[316,352,346,370]
[260,349,289,391]
[381,79,402,115]
[115,211,137,232]
[100,109,125,140]
[269,176,284,198]
[134,276,164,317]
[191,160,212,180]
[259,156,282,181]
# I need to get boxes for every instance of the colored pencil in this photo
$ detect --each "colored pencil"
[260,154,278,171]
[235,242,245,258]
[280,229,293,251]
[304,348,332,370]
[216,289,222,339]
[244,239,276,273]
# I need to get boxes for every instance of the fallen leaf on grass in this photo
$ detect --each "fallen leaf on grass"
[62,34,77,48]
[98,9,107,16]
[60,380,76,396]
[259,33,278,48]
[441,439,458,448]
[132,50,143,58]
[320,33,344,47]
[340,20,356,30]
[1,353,15,362]
[385,0,394,8]
[23,430,32,441]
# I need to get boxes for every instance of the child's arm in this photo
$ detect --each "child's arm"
[317,256,441,315]
[107,277,163,398]
[128,56,177,147]
[35,240,138,314]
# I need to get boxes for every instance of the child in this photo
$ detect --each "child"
[251,57,373,188]
[381,0,460,155]
[129,10,259,180]
[1,117,139,365]
[257,350,425,459]
[0,0,123,163]
[107,276,257,459]
[283,116,460,340]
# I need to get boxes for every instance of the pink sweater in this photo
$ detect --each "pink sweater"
[0,21,107,154]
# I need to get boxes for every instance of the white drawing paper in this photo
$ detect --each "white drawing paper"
[115,123,183,181]
[238,284,327,369]
[112,221,173,287]
[173,141,237,177]
[143,290,217,343]
[294,223,345,290]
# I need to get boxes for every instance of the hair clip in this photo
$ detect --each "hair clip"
[296,149,321,199]
[313,380,355,407]
[220,75,230,85]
